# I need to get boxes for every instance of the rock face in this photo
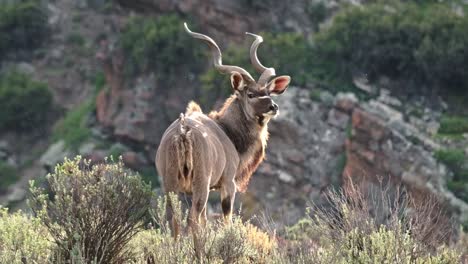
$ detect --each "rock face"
[242,86,468,225]
[240,87,350,224]
[344,94,468,224]
[115,0,318,41]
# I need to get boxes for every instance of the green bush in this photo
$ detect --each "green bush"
[0,161,18,191]
[0,0,48,59]
[435,149,465,172]
[435,148,468,203]
[0,71,53,132]
[439,116,468,135]
[0,208,53,263]
[286,184,460,263]
[314,1,468,95]
[259,32,310,86]
[65,32,85,46]
[29,156,153,263]
[120,14,203,79]
[306,0,328,30]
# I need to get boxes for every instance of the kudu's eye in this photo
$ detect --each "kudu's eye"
[247,92,255,98]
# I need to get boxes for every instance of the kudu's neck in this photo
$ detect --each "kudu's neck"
[211,96,267,155]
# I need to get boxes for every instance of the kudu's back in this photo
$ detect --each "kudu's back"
[155,109,239,194]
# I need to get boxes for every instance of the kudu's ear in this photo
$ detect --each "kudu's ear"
[267,75,290,96]
[230,72,245,91]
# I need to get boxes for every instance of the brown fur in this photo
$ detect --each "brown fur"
[210,96,269,191]
[236,145,265,192]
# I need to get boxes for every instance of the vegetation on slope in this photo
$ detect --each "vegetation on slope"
[0,161,18,192]
[1,157,465,263]
[120,14,203,79]
[52,72,105,150]
[313,0,468,96]
[435,149,468,204]
[0,0,48,60]
[0,71,53,132]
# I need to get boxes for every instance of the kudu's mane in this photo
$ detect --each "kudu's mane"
[209,95,267,192]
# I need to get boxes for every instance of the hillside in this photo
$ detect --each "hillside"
[1,0,468,261]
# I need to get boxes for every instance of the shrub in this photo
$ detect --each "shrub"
[436,148,468,203]
[0,0,48,59]
[126,193,278,263]
[306,0,328,31]
[435,149,466,173]
[29,156,153,263]
[137,166,160,188]
[314,1,468,95]
[0,71,53,132]
[258,32,310,86]
[0,161,18,191]
[286,183,460,263]
[120,14,203,79]
[66,32,85,46]
[438,115,468,135]
[0,207,53,263]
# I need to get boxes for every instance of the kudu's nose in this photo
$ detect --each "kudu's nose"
[269,103,279,111]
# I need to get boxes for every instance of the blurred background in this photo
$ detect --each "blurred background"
[0,0,467,228]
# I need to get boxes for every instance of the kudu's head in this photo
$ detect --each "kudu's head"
[184,23,290,123]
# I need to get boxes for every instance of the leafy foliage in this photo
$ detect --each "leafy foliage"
[120,14,203,79]
[29,156,153,263]
[0,0,48,59]
[0,161,18,191]
[0,207,53,263]
[65,32,85,47]
[306,0,329,30]
[0,71,53,132]
[438,115,468,135]
[435,149,468,203]
[314,1,468,95]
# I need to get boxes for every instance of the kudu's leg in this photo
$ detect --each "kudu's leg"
[220,179,236,224]
[188,181,209,231]
[200,207,207,226]
[188,177,209,259]
[163,172,181,238]
[165,191,181,239]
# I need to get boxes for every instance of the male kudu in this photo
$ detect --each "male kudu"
[155,23,291,235]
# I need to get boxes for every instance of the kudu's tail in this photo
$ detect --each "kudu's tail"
[175,113,193,183]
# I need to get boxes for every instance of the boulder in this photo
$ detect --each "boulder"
[39,140,72,171]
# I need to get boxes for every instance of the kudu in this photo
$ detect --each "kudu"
[155,23,291,235]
